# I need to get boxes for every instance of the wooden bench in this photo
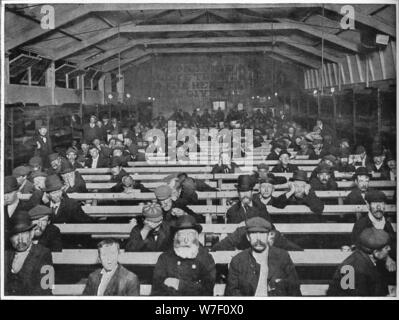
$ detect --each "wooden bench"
[52,283,329,296]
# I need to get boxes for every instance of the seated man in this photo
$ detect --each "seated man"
[309,163,338,191]
[155,185,203,223]
[253,163,287,185]
[367,149,390,180]
[344,167,372,205]
[296,140,317,160]
[108,157,129,192]
[29,156,43,173]
[328,228,392,296]
[85,145,109,168]
[211,152,239,174]
[386,154,396,181]
[60,162,87,193]
[13,166,34,194]
[120,175,151,194]
[125,203,172,252]
[66,147,83,169]
[284,170,324,215]
[28,205,62,252]
[226,175,271,223]
[335,150,356,174]
[253,176,295,208]
[83,239,139,296]
[174,174,199,206]
[5,210,53,295]
[124,136,139,161]
[266,141,284,160]
[44,175,93,223]
[152,215,216,296]
[225,217,301,296]
[271,150,299,173]
[352,191,396,275]
[178,172,217,192]
[47,153,68,175]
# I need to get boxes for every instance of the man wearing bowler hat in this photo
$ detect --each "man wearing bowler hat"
[28,205,62,252]
[12,166,34,194]
[5,209,53,296]
[125,203,172,252]
[226,175,272,223]
[367,148,390,180]
[352,190,396,275]
[309,163,338,191]
[344,167,373,205]
[328,228,392,296]
[271,150,299,173]
[60,161,87,194]
[225,217,301,296]
[152,215,216,296]
[284,170,324,215]
[44,174,93,223]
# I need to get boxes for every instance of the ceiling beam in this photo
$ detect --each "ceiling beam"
[284,41,343,63]
[101,50,148,72]
[324,4,396,37]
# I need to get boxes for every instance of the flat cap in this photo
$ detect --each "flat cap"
[365,190,387,203]
[316,163,331,174]
[257,163,269,171]
[142,203,163,223]
[354,167,371,179]
[355,145,366,155]
[28,205,53,220]
[4,176,19,193]
[48,153,59,163]
[246,217,272,233]
[29,156,42,167]
[66,147,77,155]
[279,149,291,158]
[31,171,48,179]
[12,166,31,178]
[110,156,123,168]
[323,154,337,163]
[359,228,390,251]
[154,185,172,200]
[259,176,275,186]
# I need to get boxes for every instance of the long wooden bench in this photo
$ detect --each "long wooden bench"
[52,283,329,296]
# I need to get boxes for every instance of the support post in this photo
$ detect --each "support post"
[352,90,357,144]
[5,54,10,84]
[45,61,56,104]
[377,88,382,140]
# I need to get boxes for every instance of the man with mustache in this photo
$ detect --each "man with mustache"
[152,215,216,296]
[5,210,53,295]
[60,161,87,194]
[225,217,301,296]
[309,163,338,191]
[226,175,271,223]
[271,150,299,173]
[344,167,373,205]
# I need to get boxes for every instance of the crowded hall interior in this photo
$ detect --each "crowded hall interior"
[2,2,397,297]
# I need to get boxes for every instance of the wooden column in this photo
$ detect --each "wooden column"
[45,61,56,104]
[27,67,32,86]
[5,54,10,84]
[306,95,310,130]
[332,93,337,133]
[352,90,357,144]
[98,75,105,105]
[81,75,85,104]
[317,93,321,118]
[377,88,382,140]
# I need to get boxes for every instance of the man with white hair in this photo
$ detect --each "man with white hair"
[152,215,216,296]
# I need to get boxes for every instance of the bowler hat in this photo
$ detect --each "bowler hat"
[29,156,42,167]
[60,161,74,174]
[12,166,31,178]
[172,215,202,234]
[316,163,331,174]
[359,228,390,252]
[142,203,163,223]
[4,176,19,193]
[48,153,59,163]
[154,185,172,200]
[235,175,256,192]
[365,190,387,203]
[355,145,366,155]
[290,170,308,182]
[279,149,291,158]
[354,167,371,179]
[28,205,53,220]
[259,176,275,186]
[312,138,323,145]
[372,148,384,157]
[8,210,35,236]
[257,163,269,171]
[110,156,123,168]
[246,217,272,233]
[30,171,48,179]
[44,175,64,192]
[66,147,77,155]
[323,154,337,163]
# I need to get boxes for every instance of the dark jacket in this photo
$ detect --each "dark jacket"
[152,246,216,296]
[226,201,272,224]
[344,187,368,205]
[297,149,318,160]
[125,221,172,252]
[32,133,52,168]
[85,154,110,168]
[19,180,35,194]
[83,124,101,143]
[335,163,356,173]
[271,163,299,173]
[252,192,290,209]
[309,177,338,191]
[37,224,63,252]
[82,264,139,296]
[211,162,239,174]
[64,171,88,193]
[285,190,324,214]
[266,150,281,161]
[225,247,301,296]
[51,196,93,224]
[367,164,390,180]
[163,201,204,224]
[327,250,388,296]
[5,244,53,296]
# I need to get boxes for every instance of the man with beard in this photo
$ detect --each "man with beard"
[66,147,83,169]
[125,203,172,252]
[284,170,324,215]
[225,217,301,296]
[152,215,216,296]
[352,191,396,275]
[28,205,62,252]
[5,210,53,295]
[271,150,299,173]
[328,228,392,296]
[226,175,271,223]
[155,185,203,223]
[335,151,356,174]
[60,162,87,194]
[83,239,139,296]
[344,167,372,205]
[296,140,317,160]
[309,163,338,191]
[47,153,67,175]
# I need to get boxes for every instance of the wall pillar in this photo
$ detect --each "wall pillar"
[45,61,55,104]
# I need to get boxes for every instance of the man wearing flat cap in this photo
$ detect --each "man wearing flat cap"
[328,228,392,296]
[226,175,272,224]
[125,203,172,252]
[367,148,390,180]
[335,150,356,174]
[108,156,128,192]
[344,167,373,205]
[85,144,110,168]
[29,205,62,252]
[309,163,338,191]
[152,215,216,296]
[60,161,87,194]
[5,209,53,296]
[155,184,203,223]
[284,170,324,215]
[66,147,83,169]
[271,150,299,173]
[12,166,34,194]
[47,153,69,176]
[83,238,139,296]
[352,190,396,275]
[225,217,301,296]
[29,156,44,173]
[253,176,295,209]
[296,139,317,160]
